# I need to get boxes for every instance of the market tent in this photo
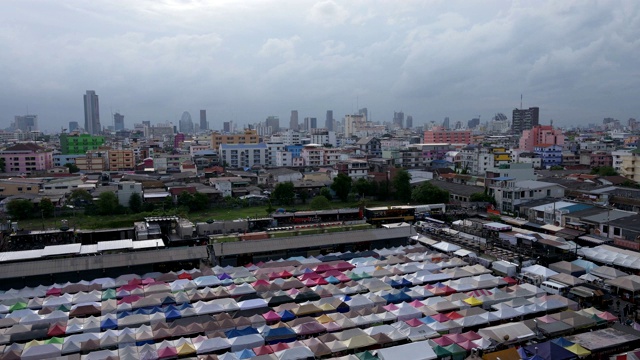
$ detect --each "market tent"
[549,273,585,287]
[431,242,461,253]
[481,347,521,360]
[564,344,591,357]
[590,266,628,280]
[196,337,232,354]
[549,261,586,277]
[606,275,640,292]
[377,341,437,360]
[478,322,535,344]
[521,265,558,279]
[523,341,577,360]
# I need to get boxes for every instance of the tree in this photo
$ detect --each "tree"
[64,162,80,173]
[95,192,119,216]
[393,169,412,203]
[331,173,352,202]
[309,195,331,210]
[40,198,55,218]
[272,182,295,205]
[470,192,496,205]
[177,191,194,208]
[320,187,332,200]
[162,196,174,210]
[7,199,34,220]
[299,190,309,204]
[69,189,93,207]
[376,180,390,201]
[411,182,450,204]
[353,178,373,197]
[128,193,142,213]
[190,192,210,212]
[143,202,155,212]
[591,166,618,176]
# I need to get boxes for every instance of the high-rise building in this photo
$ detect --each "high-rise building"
[290,110,299,130]
[200,110,208,131]
[303,117,317,131]
[14,115,38,132]
[266,116,280,133]
[223,121,232,133]
[114,113,125,131]
[358,108,368,119]
[467,117,480,129]
[179,111,194,134]
[443,117,450,130]
[512,107,539,134]
[519,125,565,151]
[393,111,404,128]
[406,115,413,129]
[325,110,334,131]
[83,90,101,135]
[69,121,79,132]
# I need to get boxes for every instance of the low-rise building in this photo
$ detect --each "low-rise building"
[107,149,135,171]
[336,160,368,180]
[116,181,143,207]
[0,143,53,174]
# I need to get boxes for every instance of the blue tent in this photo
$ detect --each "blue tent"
[325,276,341,284]
[225,327,259,338]
[263,327,297,344]
[100,317,118,330]
[117,311,132,319]
[236,348,256,359]
[551,338,575,347]
[164,308,181,321]
[523,341,577,360]
[382,292,412,304]
[277,310,296,322]
[389,278,413,288]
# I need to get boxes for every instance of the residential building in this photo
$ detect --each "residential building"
[117,181,143,207]
[344,114,366,138]
[355,137,381,157]
[485,163,536,187]
[60,134,105,155]
[209,177,250,197]
[210,129,259,149]
[300,144,342,166]
[266,142,286,167]
[336,160,368,180]
[534,145,563,168]
[512,107,539,135]
[612,150,632,174]
[69,121,79,132]
[490,179,565,215]
[0,143,53,173]
[219,143,268,169]
[423,127,471,144]
[75,151,106,172]
[108,150,135,171]
[621,150,640,181]
[83,90,101,135]
[310,130,337,148]
[519,125,565,151]
[590,151,613,168]
[53,154,85,168]
[266,168,303,184]
[0,179,41,197]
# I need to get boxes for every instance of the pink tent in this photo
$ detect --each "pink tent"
[253,345,274,355]
[536,315,557,324]
[262,311,281,322]
[270,342,290,352]
[46,288,62,296]
[461,331,482,341]
[432,336,454,346]
[444,333,468,343]
[157,345,178,359]
[408,300,425,308]
[383,304,399,311]
[457,340,477,350]
[598,311,618,322]
[405,318,424,327]
[431,313,450,322]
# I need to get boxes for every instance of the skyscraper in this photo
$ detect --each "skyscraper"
[266,116,280,133]
[69,121,79,132]
[393,111,404,128]
[179,111,194,133]
[467,117,480,129]
[443,117,450,130]
[406,115,413,129]
[325,110,334,131]
[200,110,208,131]
[290,110,299,130]
[114,113,124,131]
[512,107,539,134]
[83,90,101,134]
[14,115,38,132]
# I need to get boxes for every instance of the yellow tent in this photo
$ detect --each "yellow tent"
[316,314,334,324]
[176,342,196,356]
[463,296,483,306]
[565,344,591,357]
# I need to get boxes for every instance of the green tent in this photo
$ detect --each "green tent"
[57,304,70,312]
[432,345,453,358]
[45,337,64,345]
[101,288,116,300]
[444,343,467,360]
[357,350,379,360]
[590,314,606,326]
[9,302,27,312]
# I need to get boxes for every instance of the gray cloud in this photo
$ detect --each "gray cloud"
[0,0,638,131]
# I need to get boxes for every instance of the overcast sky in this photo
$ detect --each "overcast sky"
[1,0,639,132]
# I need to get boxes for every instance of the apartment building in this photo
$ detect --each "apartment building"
[108,150,135,171]
[210,129,259,149]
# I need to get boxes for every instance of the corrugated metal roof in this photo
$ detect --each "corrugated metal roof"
[79,244,98,255]
[0,249,44,263]
[132,239,165,250]
[42,243,82,257]
[97,239,133,252]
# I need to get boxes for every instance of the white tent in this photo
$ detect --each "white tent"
[196,337,231,354]
[378,341,437,360]
[432,242,461,253]
[229,334,265,352]
[521,265,558,279]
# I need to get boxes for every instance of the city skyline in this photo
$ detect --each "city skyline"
[1,1,639,132]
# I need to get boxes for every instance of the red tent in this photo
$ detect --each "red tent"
[432,336,454,346]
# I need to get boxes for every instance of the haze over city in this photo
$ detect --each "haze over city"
[1,0,639,132]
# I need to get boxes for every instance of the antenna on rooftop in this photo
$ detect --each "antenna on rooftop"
[520,94,523,109]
